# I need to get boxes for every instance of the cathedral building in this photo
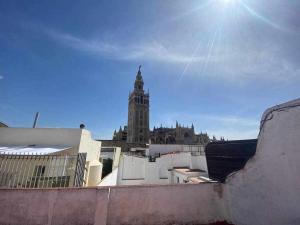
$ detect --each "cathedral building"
[112,66,210,145]
[149,122,210,145]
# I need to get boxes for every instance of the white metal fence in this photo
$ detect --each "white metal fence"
[0,153,87,188]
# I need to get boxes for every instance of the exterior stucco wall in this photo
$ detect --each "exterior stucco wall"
[0,184,227,225]
[0,127,82,147]
[107,184,226,225]
[79,129,101,162]
[0,188,109,225]
[223,98,300,225]
[190,154,208,171]
[119,155,146,180]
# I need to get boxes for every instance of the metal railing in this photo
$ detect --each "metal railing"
[0,153,87,188]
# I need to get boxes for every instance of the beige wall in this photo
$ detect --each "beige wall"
[78,130,102,186]
[78,129,101,162]
[0,184,227,225]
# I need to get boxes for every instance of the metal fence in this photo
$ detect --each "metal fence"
[0,153,87,188]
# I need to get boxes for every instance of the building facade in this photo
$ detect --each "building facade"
[150,122,210,145]
[113,126,128,141]
[126,66,150,143]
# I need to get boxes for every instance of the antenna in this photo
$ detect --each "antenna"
[33,112,39,128]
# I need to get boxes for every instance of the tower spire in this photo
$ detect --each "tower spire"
[136,65,142,78]
[127,66,149,143]
[134,65,144,91]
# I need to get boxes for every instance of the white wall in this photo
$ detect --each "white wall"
[172,172,185,184]
[149,144,204,156]
[79,129,101,162]
[117,152,208,185]
[224,98,300,225]
[0,128,82,147]
[119,155,145,181]
[190,155,207,171]
[98,168,119,186]
[112,147,121,169]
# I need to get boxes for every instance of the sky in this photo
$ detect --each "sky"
[0,0,299,140]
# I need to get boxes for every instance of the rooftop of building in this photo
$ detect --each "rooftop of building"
[173,167,206,175]
[0,145,71,155]
[0,122,8,127]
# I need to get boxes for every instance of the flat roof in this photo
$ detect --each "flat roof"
[0,145,71,155]
[173,168,205,176]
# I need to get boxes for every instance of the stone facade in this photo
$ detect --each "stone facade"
[113,126,127,141]
[126,66,150,143]
[149,122,210,145]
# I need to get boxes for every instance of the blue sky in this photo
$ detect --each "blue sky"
[0,0,299,140]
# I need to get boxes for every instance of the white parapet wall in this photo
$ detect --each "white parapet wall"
[149,144,205,156]
[224,98,300,225]
[0,127,82,147]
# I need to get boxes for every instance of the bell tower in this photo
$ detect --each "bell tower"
[127,66,149,143]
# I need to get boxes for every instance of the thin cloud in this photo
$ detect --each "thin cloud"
[29,24,300,84]
[202,114,259,127]
[41,27,207,64]
[0,75,3,80]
